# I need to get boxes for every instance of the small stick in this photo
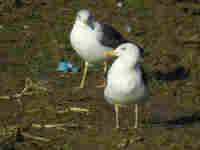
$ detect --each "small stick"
[57,107,89,114]
[0,96,10,100]
[21,132,51,142]
[32,123,65,128]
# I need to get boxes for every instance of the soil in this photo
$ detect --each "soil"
[1,0,200,150]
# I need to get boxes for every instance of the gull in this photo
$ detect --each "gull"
[70,9,127,88]
[104,43,149,128]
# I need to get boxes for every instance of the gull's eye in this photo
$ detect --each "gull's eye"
[121,47,126,51]
[77,15,81,19]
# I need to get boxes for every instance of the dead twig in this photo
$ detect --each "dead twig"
[21,132,51,142]
[31,123,66,131]
[57,107,89,114]
[0,124,50,142]
[0,78,49,104]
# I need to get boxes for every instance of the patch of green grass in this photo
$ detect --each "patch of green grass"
[142,115,153,128]
[63,143,73,150]
[24,37,33,49]
[127,0,144,10]
[135,36,145,43]
[119,6,130,16]
[2,24,25,32]
[130,24,137,33]
[0,36,35,73]
[6,37,33,58]
[7,47,25,58]
[120,0,152,17]
[136,8,153,16]
[47,15,67,45]
[0,63,29,73]
[28,48,57,75]
[148,77,169,93]
[192,8,200,15]
[47,24,66,43]
[55,17,67,43]
[143,48,153,57]
[71,0,81,12]
[2,8,42,32]
[24,7,42,23]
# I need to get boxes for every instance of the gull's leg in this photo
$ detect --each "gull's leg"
[96,61,107,88]
[80,62,88,88]
[104,61,108,76]
[115,104,120,128]
[134,104,138,128]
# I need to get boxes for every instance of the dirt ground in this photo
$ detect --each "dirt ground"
[1,0,200,150]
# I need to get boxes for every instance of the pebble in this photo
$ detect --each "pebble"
[117,138,129,149]
[124,24,132,33]
[23,25,29,29]
[117,2,123,8]
[0,25,4,29]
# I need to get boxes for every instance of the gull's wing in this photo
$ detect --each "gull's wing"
[99,23,128,49]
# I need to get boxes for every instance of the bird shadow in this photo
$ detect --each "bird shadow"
[147,111,200,128]
[152,66,190,82]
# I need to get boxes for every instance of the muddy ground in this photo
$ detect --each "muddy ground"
[0,0,200,149]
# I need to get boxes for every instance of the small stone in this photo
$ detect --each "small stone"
[23,25,29,29]
[193,96,200,105]
[117,2,123,8]
[129,136,144,144]
[125,24,132,33]
[117,138,129,148]
[129,139,135,144]
[59,43,65,49]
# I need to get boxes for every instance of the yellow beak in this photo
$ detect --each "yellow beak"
[84,19,88,25]
[104,51,118,57]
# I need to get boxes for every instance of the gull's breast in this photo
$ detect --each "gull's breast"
[70,26,108,63]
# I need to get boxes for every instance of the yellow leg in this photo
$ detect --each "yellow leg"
[96,61,107,88]
[134,104,138,128]
[80,62,88,88]
[115,104,120,128]
[104,61,108,75]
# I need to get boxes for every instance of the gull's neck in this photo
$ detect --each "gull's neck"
[74,20,94,32]
[112,55,138,73]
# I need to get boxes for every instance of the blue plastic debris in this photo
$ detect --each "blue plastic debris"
[57,62,68,71]
[71,67,79,72]
[57,61,79,72]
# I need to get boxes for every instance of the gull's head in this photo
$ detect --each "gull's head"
[75,9,94,29]
[105,43,140,58]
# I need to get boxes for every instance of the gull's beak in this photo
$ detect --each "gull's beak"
[104,51,118,57]
[83,19,88,25]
